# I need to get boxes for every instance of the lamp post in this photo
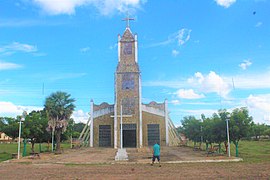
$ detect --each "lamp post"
[120,102,123,149]
[18,111,26,159]
[226,114,231,157]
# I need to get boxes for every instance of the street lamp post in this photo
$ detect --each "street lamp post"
[120,103,123,149]
[18,112,26,159]
[226,115,231,157]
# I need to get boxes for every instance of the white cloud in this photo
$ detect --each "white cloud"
[246,94,270,124]
[147,28,192,48]
[0,42,37,55]
[239,59,252,70]
[80,47,90,53]
[0,101,89,124]
[32,0,145,16]
[215,0,236,8]
[188,71,232,98]
[0,18,64,27]
[246,94,270,113]
[176,29,191,46]
[0,61,22,70]
[143,80,186,89]
[255,22,263,27]
[48,73,87,81]
[174,109,217,120]
[109,43,118,50]
[144,70,270,92]
[175,89,205,99]
[170,100,180,105]
[33,0,86,15]
[172,49,179,57]
[0,102,42,117]
[228,70,270,90]
[71,109,89,123]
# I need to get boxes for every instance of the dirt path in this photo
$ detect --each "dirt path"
[1,146,269,179]
[1,162,269,179]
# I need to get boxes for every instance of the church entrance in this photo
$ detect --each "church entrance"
[99,125,111,147]
[147,124,160,146]
[122,124,136,148]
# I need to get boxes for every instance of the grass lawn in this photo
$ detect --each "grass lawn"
[0,142,71,162]
[2,140,270,163]
[187,140,270,163]
[236,140,270,163]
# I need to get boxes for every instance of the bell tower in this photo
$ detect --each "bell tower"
[114,18,142,148]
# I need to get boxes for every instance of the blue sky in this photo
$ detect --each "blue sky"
[0,0,270,126]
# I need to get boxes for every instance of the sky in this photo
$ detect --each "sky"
[0,0,270,126]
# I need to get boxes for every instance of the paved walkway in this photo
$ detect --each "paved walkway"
[5,146,241,165]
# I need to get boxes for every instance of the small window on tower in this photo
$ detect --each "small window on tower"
[122,73,134,90]
[122,98,135,115]
[123,42,132,55]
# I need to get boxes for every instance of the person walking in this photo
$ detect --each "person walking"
[151,142,161,167]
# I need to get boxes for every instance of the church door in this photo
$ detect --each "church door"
[147,124,160,146]
[99,125,111,147]
[122,124,136,148]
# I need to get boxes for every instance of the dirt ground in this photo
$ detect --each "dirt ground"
[1,146,270,179]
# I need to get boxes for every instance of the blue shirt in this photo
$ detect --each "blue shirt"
[153,143,160,156]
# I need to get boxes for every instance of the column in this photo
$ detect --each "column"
[114,73,118,149]
[118,35,121,62]
[90,99,94,147]
[134,34,138,63]
[139,75,143,148]
[114,101,118,149]
[165,99,169,146]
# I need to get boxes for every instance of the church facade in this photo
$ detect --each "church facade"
[87,24,179,148]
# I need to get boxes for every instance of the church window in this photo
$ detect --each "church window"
[122,98,135,115]
[123,42,132,55]
[122,73,134,90]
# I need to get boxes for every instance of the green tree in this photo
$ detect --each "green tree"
[209,112,227,151]
[181,116,202,145]
[201,112,226,151]
[1,117,20,140]
[71,122,85,138]
[45,91,76,153]
[22,110,50,152]
[0,117,7,132]
[74,122,85,134]
[251,123,268,140]
[264,128,270,139]
[230,107,253,157]
[202,117,214,149]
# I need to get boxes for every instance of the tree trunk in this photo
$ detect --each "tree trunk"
[233,141,239,157]
[31,140,35,153]
[235,141,239,157]
[224,141,228,154]
[55,129,62,153]
[70,134,73,149]
[23,139,27,157]
[39,143,42,153]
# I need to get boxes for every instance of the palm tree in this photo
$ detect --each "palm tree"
[45,91,75,153]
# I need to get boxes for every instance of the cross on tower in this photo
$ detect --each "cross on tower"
[122,14,135,28]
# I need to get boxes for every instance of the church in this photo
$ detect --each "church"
[80,20,181,149]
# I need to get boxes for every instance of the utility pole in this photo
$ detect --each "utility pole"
[18,111,26,159]
[17,118,23,159]
[120,102,123,149]
[226,115,231,157]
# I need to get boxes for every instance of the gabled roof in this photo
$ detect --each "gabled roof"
[121,28,134,42]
